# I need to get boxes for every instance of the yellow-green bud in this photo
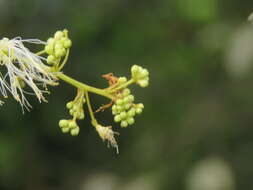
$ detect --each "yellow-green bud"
[64,39,72,48]
[127,117,135,125]
[127,109,135,117]
[47,55,55,64]
[120,111,127,119]
[120,120,128,128]
[70,127,80,136]
[68,121,77,129]
[118,77,127,83]
[59,119,68,128]
[116,99,123,105]
[136,108,142,114]
[45,45,54,55]
[114,115,121,122]
[66,101,73,109]
[122,88,130,96]
[125,103,131,110]
[61,127,70,133]
[54,31,64,40]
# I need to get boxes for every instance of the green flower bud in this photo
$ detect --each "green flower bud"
[55,48,66,58]
[55,43,63,51]
[131,65,140,76]
[68,120,77,129]
[116,99,124,105]
[120,111,127,119]
[137,103,144,109]
[124,103,131,110]
[127,117,135,125]
[45,45,54,55]
[54,31,64,40]
[116,105,124,112]
[122,88,131,96]
[69,109,74,115]
[77,112,85,120]
[47,38,55,44]
[127,95,134,102]
[61,127,70,133]
[118,77,127,83]
[66,101,73,109]
[127,109,136,117]
[59,119,69,128]
[112,105,117,111]
[120,120,128,128]
[112,110,117,115]
[137,79,148,88]
[114,114,121,122]
[140,69,149,78]
[64,39,72,48]
[136,108,142,114]
[70,127,80,136]
[47,55,55,64]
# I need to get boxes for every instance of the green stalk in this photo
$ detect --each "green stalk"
[54,72,114,99]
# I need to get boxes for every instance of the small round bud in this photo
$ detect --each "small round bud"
[64,39,72,48]
[55,43,63,51]
[138,79,149,87]
[66,101,73,109]
[116,99,123,105]
[127,109,136,117]
[122,88,131,96]
[68,121,77,129]
[120,111,127,119]
[112,105,117,111]
[127,117,135,125]
[47,55,55,64]
[114,115,121,122]
[137,103,144,109]
[59,119,68,128]
[136,108,142,114]
[124,103,131,110]
[120,120,128,128]
[126,95,134,102]
[61,127,70,133]
[54,31,64,40]
[141,69,149,78]
[55,48,66,58]
[77,112,85,120]
[47,38,55,44]
[116,105,124,112]
[45,45,54,55]
[118,77,127,83]
[70,127,80,136]
[131,65,140,76]
[69,109,74,115]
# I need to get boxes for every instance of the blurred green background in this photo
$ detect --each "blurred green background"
[1,0,253,189]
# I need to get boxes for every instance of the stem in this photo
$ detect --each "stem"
[54,72,114,99]
[110,78,135,93]
[36,50,46,56]
[58,49,70,71]
[85,92,97,126]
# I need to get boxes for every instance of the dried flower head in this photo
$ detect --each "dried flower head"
[0,37,57,110]
[95,124,119,153]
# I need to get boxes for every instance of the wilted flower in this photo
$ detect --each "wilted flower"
[0,37,57,110]
[95,124,119,153]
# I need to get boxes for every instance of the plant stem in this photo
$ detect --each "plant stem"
[54,72,114,99]
[85,92,98,126]
[110,78,135,93]
[36,50,46,56]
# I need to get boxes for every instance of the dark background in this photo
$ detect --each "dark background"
[0,0,253,189]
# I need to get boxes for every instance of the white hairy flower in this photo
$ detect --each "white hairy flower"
[95,124,119,153]
[0,37,57,110]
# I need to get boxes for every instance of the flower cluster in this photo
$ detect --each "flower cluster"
[131,65,149,87]
[112,88,144,127]
[58,90,85,136]
[45,30,72,65]
[0,37,57,110]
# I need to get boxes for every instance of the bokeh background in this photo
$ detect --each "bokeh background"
[0,0,253,189]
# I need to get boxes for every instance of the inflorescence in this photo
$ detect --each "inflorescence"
[0,29,150,153]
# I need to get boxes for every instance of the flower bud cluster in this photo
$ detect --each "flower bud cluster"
[131,65,149,87]
[58,90,85,136]
[112,88,144,128]
[58,119,80,136]
[45,30,72,65]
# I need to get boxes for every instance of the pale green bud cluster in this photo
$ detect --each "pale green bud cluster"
[45,30,72,65]
[112,88,144,127]
[58,119,80,136]
[66,99,85,120]
[131,65,149,87]
[59,91,85,136]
